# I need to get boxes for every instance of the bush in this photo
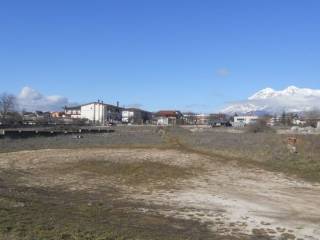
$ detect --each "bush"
[245,119,275,133]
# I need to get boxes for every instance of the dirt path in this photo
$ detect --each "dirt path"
[135,157,320,239]
[0,148,319,239]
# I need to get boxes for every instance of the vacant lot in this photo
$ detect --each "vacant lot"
[0,126,320,240]
[0,126,165,153]
[173,127,320,182]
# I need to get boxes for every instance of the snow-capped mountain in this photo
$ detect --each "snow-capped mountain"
[248,87,277,100]
[222,86,320,114]
[249,86,320,100]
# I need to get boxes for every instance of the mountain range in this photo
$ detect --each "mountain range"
[222,86,320,114]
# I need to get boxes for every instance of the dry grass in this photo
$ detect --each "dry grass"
[0,169,224,240]
[0,126,319,239]
[55,159,194,188]
[170,127,320,182]
[1,126,320,182]
[0,147,223,240]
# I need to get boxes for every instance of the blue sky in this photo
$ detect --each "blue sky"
[1,0,320,112]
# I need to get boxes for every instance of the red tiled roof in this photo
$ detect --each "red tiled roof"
[156,111,181,117]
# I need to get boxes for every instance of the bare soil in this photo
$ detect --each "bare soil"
[0,147,319,240]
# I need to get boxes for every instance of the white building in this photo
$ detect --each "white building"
[122,110,134,123]
[155,111,183,126]
[267,115,281,126]
[64,106,81,119]
[317,121,320,129]
[80,102,122,124]
[233,115,259,127]
[157,117,170,126]
[292,119,306,126]
[81,102,106,123]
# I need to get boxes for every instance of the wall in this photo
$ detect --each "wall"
[157,117,169,126]
[122,111,134,123]
[81,103,106,123]
[234,116,258,125]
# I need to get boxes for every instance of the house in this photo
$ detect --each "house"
[80,101,122,124]
[195,114,210,125]
[64,106,81,119]
[183,113,211,125]
[183,112,198,125]
[35,111,51,119]
[22,112,37,125]
[208,113,230,127]
[122,108,152,124]
[64,101,122,124]
[21,111,51,125]
[267,116,281,126]
[233,115,259,127]
[51,111,64,118]
[155,110,183,126]
[292,118,306,126]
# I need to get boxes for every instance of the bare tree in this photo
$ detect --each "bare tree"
[0,93,20,126]
[246,116,275,133]
[208,113,228,124]
[304,109,320,127]
[0,93,16,115]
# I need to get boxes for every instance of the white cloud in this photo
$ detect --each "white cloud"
[222,86,320,114]
[17,86,70,112]
[216,68,230,77]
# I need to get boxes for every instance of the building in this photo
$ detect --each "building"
[21,111,51,125]
[317,121,320,129]
[208,113,229,127]
[64,106,81,119]
[155,111,183,126]
[233,115,259,127]
[267,115,281,126]
[122,108,152,124]
[195,114,209,125]
[183,112,198,125]
[22,112,37,125]
[183,113,211,125]
[64,101,122,125]
[80,101,122,124]
[292,118,306,126]
[51,111,64,118]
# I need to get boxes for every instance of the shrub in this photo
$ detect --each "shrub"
[245,119,275,133]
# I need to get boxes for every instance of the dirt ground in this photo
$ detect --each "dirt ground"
[0,147,319,240]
